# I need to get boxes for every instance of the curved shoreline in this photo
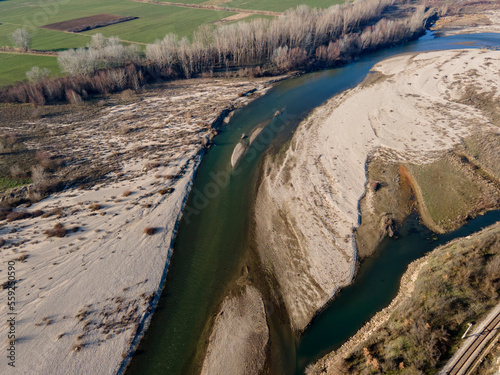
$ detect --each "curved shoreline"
[255,48,500,333]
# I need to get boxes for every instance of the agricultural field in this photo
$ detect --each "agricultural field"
[0,53,60,87]
[207,0,341,12]
[157,0,342,11]
[0,0,342,87]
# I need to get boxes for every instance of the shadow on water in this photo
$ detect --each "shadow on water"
[126,33,500,375]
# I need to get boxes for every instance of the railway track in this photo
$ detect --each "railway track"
[443,309,500,375]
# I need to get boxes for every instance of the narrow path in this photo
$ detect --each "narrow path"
[129,0,283,16]
[439,303,500,375]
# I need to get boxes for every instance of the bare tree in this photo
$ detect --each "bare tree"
[26,66,51,82]
[11,28,32,51]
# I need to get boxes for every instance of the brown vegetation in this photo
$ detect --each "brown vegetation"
[42,14,138,33]
[143,227,156,235]
[0,64,143,105]
[339,224,500,375]
[6,210,32,222]
[44,223,67,238]
[158,187,174,195]
[88,203,102,211]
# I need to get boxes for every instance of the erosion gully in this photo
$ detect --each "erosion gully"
[126,32,500,375]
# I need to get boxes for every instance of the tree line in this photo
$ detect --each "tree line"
[1,0,432,105]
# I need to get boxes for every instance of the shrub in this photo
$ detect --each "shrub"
[10,165,25,179]
[144,227,156,235]
[144,162,160,170]
[44,223,67,238]
[41,207,64,218]
[6,210,32,222]
[88,203,101,211]
[0,207,12,220]
[158,188,174,195]
[31,165,49,187]
[122,190,132,197]
[26,66,51,83]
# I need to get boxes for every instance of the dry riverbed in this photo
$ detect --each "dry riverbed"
[0,76,281,375]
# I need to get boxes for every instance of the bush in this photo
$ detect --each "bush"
[6,210,32,222]
[144,227,156,235]
[88,203,101,211]
[44,223,67,238]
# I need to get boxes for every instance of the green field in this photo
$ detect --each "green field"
[0,0,235,49]
[0,53,60,87]
[0,0,342,87]
[159,0,342,11]
[223,0,340,11]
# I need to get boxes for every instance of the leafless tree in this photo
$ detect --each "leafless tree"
[11,28,32,51]
[26,66,51,82]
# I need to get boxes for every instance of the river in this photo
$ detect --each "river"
[126,32,500,375]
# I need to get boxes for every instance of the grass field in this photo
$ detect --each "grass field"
[0,0,235,48]
[0,0,342,87]
[0,53,60,87]
[160,0,342,11]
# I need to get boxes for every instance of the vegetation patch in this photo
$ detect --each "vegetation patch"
[356,152,414,257]
[407,152,500,232]
[340,222,500,374]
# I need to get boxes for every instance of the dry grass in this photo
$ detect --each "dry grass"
[144,162,160,171]
[6,210,32,222]
[41,207,64,218]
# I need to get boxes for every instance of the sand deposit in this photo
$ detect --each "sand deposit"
[255,49,500,331]
[0,77,277,375]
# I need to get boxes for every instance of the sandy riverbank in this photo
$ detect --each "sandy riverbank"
[0,77,280,374]
[255,48,500,332]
